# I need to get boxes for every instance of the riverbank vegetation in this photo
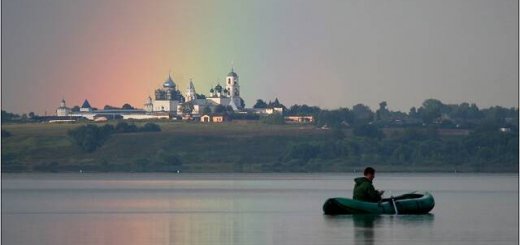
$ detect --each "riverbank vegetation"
[2,99,517,172]
[1,121,517,173]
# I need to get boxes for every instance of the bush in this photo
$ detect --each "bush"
[68,122,161,153]
[68,124,114,152]
[115,122,139,133]
[115,122,161,133]
[260,113,285,125]
[141,123,161,132]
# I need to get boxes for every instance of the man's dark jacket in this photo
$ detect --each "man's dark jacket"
[353,177,382,202]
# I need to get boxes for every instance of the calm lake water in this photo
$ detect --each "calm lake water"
[2,173,518,245]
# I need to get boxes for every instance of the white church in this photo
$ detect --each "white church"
[144,68,244,115]
[56,68,246,120]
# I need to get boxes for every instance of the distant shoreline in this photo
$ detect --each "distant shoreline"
[2,121,518,174]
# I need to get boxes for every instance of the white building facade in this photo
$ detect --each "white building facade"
[206,69,244,110]
[146,68,245,116]
[55,68,247,121]
[56,99,71,116]
[152,74,185,113]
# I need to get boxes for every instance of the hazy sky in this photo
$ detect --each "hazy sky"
[2,0,518,114]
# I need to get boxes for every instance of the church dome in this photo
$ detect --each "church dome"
[227,68,238,77]
[163,75,176,88]
[215,84,223,92]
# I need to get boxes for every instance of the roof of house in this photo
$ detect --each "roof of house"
[81,99,91,108]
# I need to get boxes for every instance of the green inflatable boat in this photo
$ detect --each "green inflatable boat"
[323,192,434,215]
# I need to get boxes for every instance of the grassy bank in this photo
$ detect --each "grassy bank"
[2,121,326,172]
[1,121,517,172]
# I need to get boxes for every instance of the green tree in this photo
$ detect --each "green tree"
[202,106,212,115]
[409,107,418,118]
[352,104,374,125]
[121,103,134,110]
[287,104,321,116]
[419,99,445,124]
[375,101,388,121]
[253,99,268,108]
[104,105,119,110]
[67,124,113,152]
[268,98,286,109]
[213,105,226,113]
[260,113,285,125]
[115,122,138,133]
[179,102,194,115]
[316,109,353,128]
[141,123,161,132]
[1,110,20,122]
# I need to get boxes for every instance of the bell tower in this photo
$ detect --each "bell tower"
[225,68,240,97]
[186,79,197,101]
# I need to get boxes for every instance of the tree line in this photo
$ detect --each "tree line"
[251,98,518,130]
[67,122,161,152]
[268,125,518,172]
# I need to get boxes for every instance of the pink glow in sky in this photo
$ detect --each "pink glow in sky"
[2,0,518,114]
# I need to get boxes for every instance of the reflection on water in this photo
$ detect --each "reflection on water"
[353,215,379,245]
[2,173,517,245]
[324,214,434,245]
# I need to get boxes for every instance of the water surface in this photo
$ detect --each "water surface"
[2,173,518,245]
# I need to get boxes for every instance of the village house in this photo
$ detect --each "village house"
[200,114,230,123]
[284,115,314,124]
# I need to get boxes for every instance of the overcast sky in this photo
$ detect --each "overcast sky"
[2,0,518,114]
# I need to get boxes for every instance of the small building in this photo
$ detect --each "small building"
[80,99,93,112]
[200,114,230,123]
[212,115,226,123]
[201,114,211,122]
[254,107,284,115]
[43,115,83,123]
[285,115,314,124]
[144,96,153,113]
[93,114,122,121]
[56,99,71,116]
[49,119,77,123]
[182,114,195,121]
[93,116,108,122]
[121,112,169,120]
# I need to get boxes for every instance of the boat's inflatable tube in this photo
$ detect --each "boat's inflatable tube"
[323,192,434,215]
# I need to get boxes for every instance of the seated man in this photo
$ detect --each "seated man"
[353,167,384,202]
